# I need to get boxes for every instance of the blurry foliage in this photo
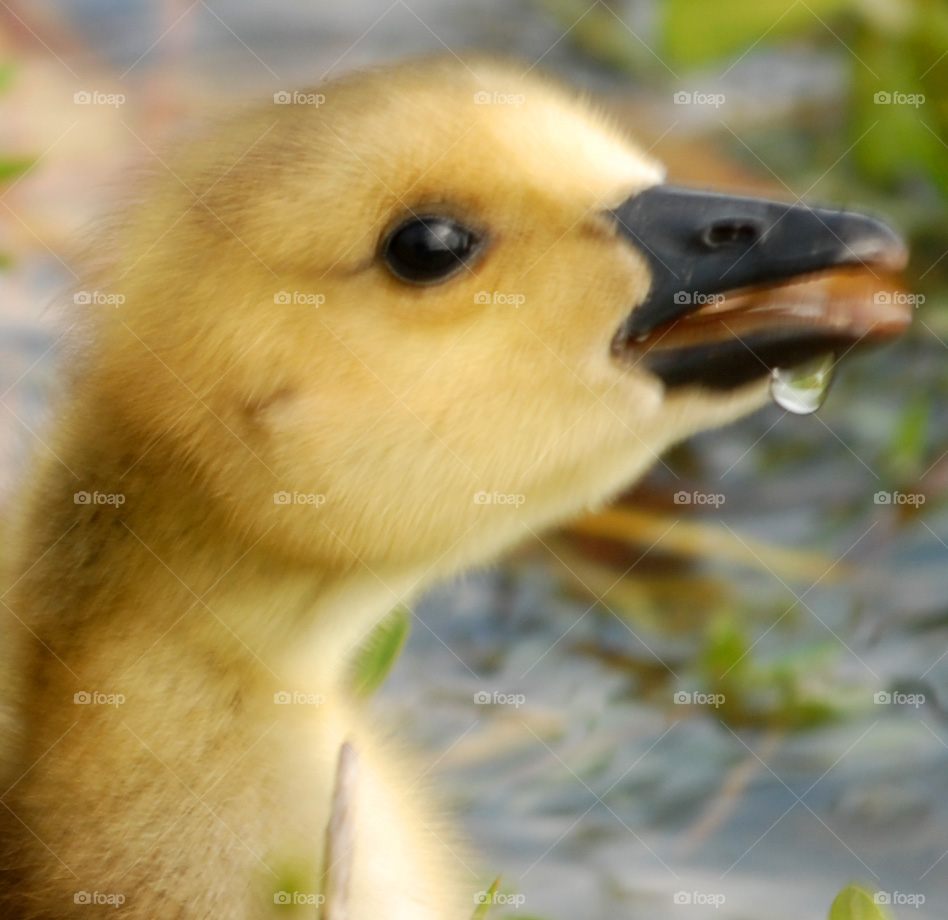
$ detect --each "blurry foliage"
[829,884,891,920]
[850,4,948,198]
[535,0,948,236]
[520,8,945,910]
[662,0,855,64]
[533,0,645,74]
[521,7,941,915]
[349,605,411,699]
[0,62,14,93]
[887,392,930,481]
[701,613,844,730]
[879,391,934,519]
[0,62,33,268]
[0,155,33,183]
[471,877,501,919]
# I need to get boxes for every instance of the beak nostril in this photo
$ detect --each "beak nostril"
[701,220,760,249]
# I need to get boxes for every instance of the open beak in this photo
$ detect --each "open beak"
[610,185,911,391]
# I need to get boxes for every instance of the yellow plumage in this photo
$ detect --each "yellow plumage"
[0,57,854,918]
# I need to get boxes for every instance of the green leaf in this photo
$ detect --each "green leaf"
[0,63,15,94]
[350,605,410,699]
[471,876,502,920]
[663,0,857,65]
[701,612,845,730]
[0,156,34,184]
[848,21,948,196]
[889,393,929,478]
[829,884,891,920]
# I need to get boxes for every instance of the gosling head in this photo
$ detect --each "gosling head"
[83,57,909,577]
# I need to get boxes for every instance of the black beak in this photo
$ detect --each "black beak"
[610,185,910,390]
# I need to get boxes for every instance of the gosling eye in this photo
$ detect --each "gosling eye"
[382,215,480,284]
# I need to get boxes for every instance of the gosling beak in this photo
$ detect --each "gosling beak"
[611,185,911,390]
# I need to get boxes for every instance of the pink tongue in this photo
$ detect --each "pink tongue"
[637,268,912,352]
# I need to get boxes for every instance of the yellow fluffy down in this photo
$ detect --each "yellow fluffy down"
[0,57,771,919]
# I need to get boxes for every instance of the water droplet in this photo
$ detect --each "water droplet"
[770,353,836,415]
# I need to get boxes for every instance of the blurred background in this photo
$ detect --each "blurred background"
[0,1,946,918]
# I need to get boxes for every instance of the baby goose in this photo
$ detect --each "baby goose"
[0,57,908,919]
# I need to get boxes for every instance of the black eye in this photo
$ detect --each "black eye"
[382,215,479,284]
